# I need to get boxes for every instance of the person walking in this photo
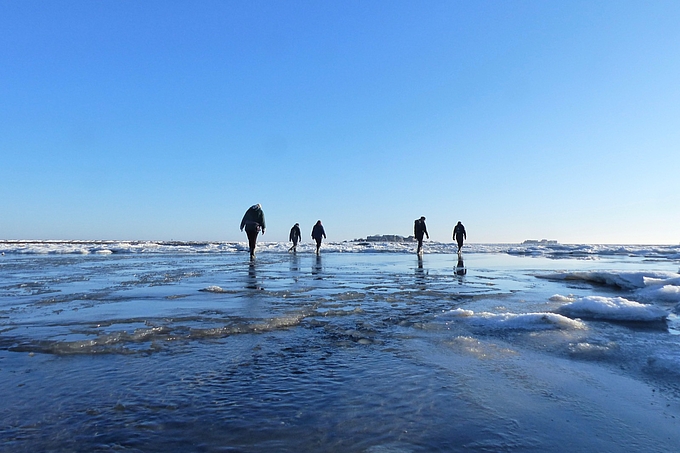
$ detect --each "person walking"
[453,221,466,254]
[240,204,265,259]
[288,223,302,252]
[414,216,429,255]
[311,220,326,255]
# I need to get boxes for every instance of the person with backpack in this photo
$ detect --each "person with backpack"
[240,204,266,259]
[453,221,467,254]
[414,216,429,255]
[289,223,302,252]
[311,220,326,255]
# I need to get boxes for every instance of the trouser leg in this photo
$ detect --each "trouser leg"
[246,229,259,257]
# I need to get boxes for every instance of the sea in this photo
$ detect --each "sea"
[1,240,680,452]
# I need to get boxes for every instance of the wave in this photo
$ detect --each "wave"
[7,312,310,355]
[2,240,680,259]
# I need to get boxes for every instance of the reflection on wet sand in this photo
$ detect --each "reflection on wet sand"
[247,261,262,290]
[289,254,301,282]
[312,254,323,279]
[415,256,428,288]
[455,256,467,277]
[290,254,300,273]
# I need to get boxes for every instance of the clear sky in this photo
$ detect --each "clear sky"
[2,1,679,244]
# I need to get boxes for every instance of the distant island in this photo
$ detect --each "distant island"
[353,235,416,243]
[522,239,559,245]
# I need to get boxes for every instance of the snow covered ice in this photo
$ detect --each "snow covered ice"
[554,295,668,322]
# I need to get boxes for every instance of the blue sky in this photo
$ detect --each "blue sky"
[2,1,679,244]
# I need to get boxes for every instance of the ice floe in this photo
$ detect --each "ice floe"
[539,271,680,305]
[444,308,586,331]
[555,295,668,322]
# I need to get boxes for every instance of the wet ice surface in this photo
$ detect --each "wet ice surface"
[1,250,680,452]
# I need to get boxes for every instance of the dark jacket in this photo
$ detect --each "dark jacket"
[240,205,266,232]
[414,219,428,238]
[453,223,466,241]
[289,225,301,242]
[311,224,326,240]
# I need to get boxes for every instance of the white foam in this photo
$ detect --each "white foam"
[507,243,680,260]
[1,240,679,258]
[445,308,586,331]
[556,295,668,322]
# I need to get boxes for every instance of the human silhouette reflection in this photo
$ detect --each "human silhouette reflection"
[455,256,467,277]
[312,254,323,279]
[415,255,428,288]
[290,253,300,283]
[246,261,262,290]
[290,253,300,272]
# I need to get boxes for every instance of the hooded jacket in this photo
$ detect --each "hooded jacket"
[453,223,466,241]
[289,224,301,242]
[240,205,266,232]
[311,223,326,240]
[414,218,428,238]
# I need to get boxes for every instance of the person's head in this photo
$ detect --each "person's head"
[295,223,299,227]
[457,221,461,225]
[420,216,426,221]
[316,220,322,225]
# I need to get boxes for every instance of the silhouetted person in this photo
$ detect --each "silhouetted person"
[288,223,302,252]
[414,216,429,255]
[453,221,466,253]
[311,220,326,254]
[240,204,265,259]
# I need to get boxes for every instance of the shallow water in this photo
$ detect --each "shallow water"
[1,250,680,452]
